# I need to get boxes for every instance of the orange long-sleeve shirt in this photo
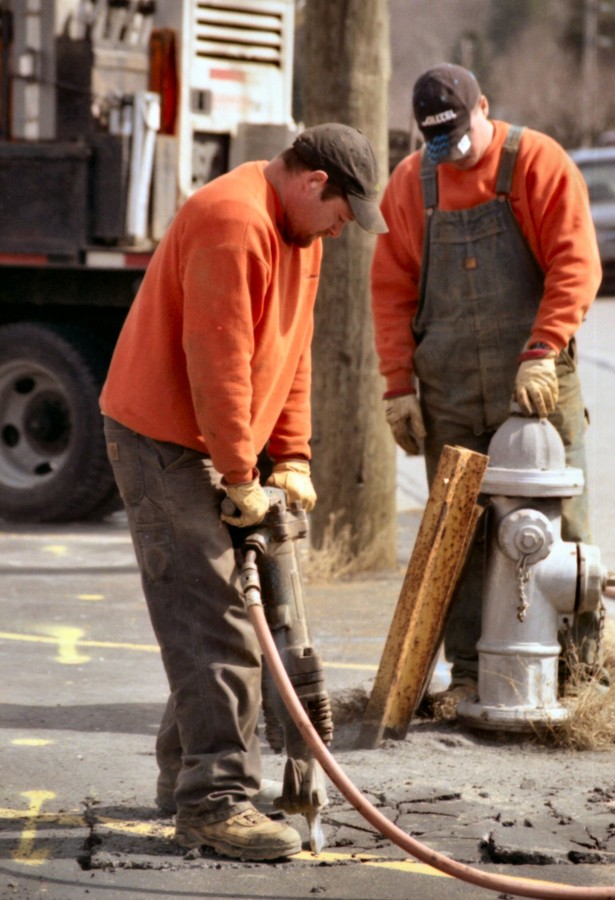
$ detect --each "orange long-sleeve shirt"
[371,120,602,396]
[100,161,322,484]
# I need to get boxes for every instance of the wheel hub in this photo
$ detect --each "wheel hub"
[0,360,72,487]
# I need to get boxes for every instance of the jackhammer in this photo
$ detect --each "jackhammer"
[223,487,333,852]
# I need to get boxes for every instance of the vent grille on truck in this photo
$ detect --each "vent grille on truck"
[193,1,285,67]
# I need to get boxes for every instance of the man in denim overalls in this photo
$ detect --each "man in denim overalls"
[371,64,605,709]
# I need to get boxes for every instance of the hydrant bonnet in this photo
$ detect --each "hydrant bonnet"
[481,407,583,498]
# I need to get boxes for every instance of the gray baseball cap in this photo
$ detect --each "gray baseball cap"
[293,123,388,234]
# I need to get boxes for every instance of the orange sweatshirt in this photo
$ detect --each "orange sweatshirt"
[100,161,322,484]
[371,120,602,396]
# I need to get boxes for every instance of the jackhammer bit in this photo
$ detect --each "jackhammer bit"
[227,487,333,852]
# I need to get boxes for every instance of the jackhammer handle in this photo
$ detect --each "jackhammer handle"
[221,486,286,521]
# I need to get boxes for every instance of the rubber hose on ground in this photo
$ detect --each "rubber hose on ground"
[248,601,615,900]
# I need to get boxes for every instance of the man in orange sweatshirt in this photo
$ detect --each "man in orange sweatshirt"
[100,123,387,861]
[371,64,605,710]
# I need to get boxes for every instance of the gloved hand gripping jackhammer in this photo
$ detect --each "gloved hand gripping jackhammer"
[223,487,333,852]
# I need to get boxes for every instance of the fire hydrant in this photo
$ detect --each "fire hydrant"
[458,407,612,731]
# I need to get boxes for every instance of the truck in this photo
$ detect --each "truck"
[0,0,296,522]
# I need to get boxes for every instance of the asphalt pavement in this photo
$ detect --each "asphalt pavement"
[1,299,615,900]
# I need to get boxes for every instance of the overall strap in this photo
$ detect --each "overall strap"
[419,149,438,209]
[495,124,524,195]
[417,149,437,311]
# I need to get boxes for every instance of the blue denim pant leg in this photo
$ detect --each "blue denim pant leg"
[103,417,262,823]
[548,361,591,545]
[547,367,605,675]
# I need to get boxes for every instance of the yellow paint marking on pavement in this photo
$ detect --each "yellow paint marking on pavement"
[0,630,375,671]
[364,857,452,877]
[366,857,581,890]
[77,594,105,601]
[12,739,53,747]
[45,626,90,665]
[0,631,159,653]
[42,544,69,557]
[99,817,175,838]
[293,849,448,879]
[296,851,576,888]
[0,806,84,827]
[11,791,55,866]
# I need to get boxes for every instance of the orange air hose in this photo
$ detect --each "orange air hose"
[248,600,615,900]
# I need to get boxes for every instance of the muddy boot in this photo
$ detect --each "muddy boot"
[427,681,478,720]
[174,803,302,861]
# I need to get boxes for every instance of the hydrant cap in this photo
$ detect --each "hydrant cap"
[482,410,584,497]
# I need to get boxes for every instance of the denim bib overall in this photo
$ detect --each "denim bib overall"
[413,127,596,684]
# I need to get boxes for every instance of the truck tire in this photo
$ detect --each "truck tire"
[0,322,119,523]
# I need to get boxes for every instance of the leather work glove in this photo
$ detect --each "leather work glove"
[514,344,559,418]
[221,477,270,527]
[384,393,427,455]
[266,460,317,511]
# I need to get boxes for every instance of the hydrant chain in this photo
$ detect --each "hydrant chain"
[515,554,532,622]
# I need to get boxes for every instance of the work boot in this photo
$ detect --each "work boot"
[174,804,302,861]
[427,682,478,720]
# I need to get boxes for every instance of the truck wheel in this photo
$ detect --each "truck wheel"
[0,322,119,523]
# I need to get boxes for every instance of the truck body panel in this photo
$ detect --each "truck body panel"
[0,0,296,522]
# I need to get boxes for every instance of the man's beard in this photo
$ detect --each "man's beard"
[279,215,318,248]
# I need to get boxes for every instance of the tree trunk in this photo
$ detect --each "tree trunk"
[302,0,396,569]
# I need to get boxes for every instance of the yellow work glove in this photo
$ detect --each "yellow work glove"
[266,460,317,511]
[221,477,270,528]
[514,346,558,418]
[384,394,426,455]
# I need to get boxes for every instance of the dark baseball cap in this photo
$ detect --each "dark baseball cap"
[412,64,481,164]
[293,123,388,234]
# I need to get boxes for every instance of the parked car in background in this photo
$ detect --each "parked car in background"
[569,146,615,295]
